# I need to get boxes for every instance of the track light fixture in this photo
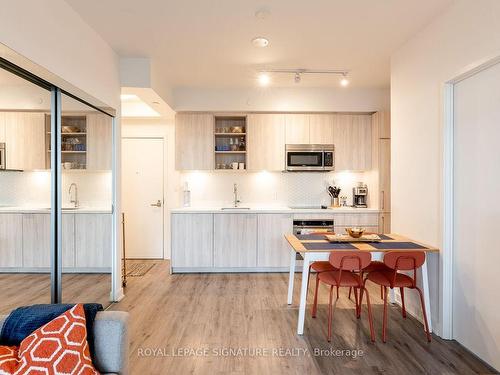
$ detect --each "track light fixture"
[257,69,350,86]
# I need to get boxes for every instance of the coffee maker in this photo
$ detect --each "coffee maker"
[353,183,368,208]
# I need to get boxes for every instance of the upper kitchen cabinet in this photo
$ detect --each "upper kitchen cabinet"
[3,112,45,170]
[86,113,112,170]
[247,114,285,171]
[372,110,390,139]
[285,114,310,144]
[0,112,5,143]
[333,114,372,171]
[309,114,334,144]
[175,113,214,170]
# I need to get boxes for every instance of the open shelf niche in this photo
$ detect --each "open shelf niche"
[214,116,247,170]
[45,115,87,169]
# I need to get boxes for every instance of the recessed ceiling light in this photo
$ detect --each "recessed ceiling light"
[120,94,139,101]
[255,8,271,20]
[340,74,349,87]
[258,73,270,86]
[152,101,160,105]
[252,37,269,48]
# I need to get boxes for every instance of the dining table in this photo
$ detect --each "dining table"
[285,233,439,335]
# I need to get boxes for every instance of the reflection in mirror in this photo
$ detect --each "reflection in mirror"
[0,66,52,314]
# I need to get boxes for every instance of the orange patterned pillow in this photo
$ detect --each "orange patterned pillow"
[0,304,99,374]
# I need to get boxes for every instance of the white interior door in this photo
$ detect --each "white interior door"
[122,137,164,259]
[453,61,500,371]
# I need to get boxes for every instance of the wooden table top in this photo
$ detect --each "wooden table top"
[285,233,439,253]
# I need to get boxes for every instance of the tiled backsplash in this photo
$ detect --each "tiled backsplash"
[0,171,112,208]
[180,171,376,208]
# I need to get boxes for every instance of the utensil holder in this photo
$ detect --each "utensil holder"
[332,197,340,207]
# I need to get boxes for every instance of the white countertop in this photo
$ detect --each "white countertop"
[171,206,380,214]
[0,205,112,214]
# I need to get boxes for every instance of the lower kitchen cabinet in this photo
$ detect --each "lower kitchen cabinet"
[75,214,112,269]
[257,214,293,267]
[171,213,213,268]
[21,213,77,269]
[379,212,391,234]
[214,214,257,268]
[0,214,23,267]
[22,214,51,268]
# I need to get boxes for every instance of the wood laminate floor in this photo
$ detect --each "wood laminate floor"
[0,273,111,315]
[109,261,497,375]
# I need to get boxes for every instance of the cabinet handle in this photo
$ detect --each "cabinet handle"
[381,191,385,210]
[381,215,385,234]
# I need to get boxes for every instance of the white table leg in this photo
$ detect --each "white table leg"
[287,248,297,305]
[297,252,311,335]
[421,258,433,333]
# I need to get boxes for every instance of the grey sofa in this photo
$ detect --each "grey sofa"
[0,311,129,375]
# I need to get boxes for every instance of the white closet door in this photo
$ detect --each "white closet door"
[453,61,500,371]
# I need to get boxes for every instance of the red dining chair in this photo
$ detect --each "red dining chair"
[363,251,431,343]
[312,251,375,342]
[349,260,389,300]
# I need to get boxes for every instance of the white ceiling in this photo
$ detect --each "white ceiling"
[65,0,453,89]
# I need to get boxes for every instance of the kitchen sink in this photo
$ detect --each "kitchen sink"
[62,207,80,211]
[221,207,251,210]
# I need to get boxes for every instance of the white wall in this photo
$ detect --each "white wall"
[391,0,500,335]
[173,87,390,112]
[0,0,120,109]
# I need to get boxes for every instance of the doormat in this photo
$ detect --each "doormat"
[125,262,157,277]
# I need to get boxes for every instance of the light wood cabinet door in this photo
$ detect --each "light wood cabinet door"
[333,114,372,171]
[171,213,213,268]
[214,214,257,268]
[0,112,5,142]
[62,213,75,268]
[4,112,45,170]
[0,214,23,267]
[22,214,50,268]
[87,113,112,170]
[379,212,391,234]
[247,114,285,171]
[372,111,390,139]
[257,214,293,267]
[175,113,214,170]
[379,139,391,211]
[309,114,334,144]
[285,114,310,144]
[75,214,112,268]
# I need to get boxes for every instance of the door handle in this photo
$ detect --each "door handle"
[150,200,162,207]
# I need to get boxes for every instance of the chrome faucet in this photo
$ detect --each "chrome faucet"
[69,183,79,208]
[233,183,241,207]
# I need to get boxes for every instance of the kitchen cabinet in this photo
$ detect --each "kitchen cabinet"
[22,214,50,268]
[87,113,112,170]
[379,212,391,234]
[372,111,390,139]
[3,112,45,170]
[379,139,391,212]
[285,114,310,144]
[62,213,75,268]
[0,112,5,142]
[171,213,213,268]
[75,214,112,269]
[214,213,257,268]
[247,114,285,171]
[175,113,214,170]
[257,214,293,267]
[0,214,23,267]
[333,114,372,171]
[309,114,334,144]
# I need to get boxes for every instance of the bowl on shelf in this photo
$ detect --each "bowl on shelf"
[230,126,244,133]
[345,227,365,238]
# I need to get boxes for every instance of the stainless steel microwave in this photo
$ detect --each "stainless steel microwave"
[285,144,335,172]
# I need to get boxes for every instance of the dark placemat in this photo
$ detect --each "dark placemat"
[303,242,356,250]
[296,234,328,241]
[378,234,394,240]
[369,241,427,250]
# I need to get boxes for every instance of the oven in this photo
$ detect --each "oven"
[285,144,334,171]
[293,218,335,235]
